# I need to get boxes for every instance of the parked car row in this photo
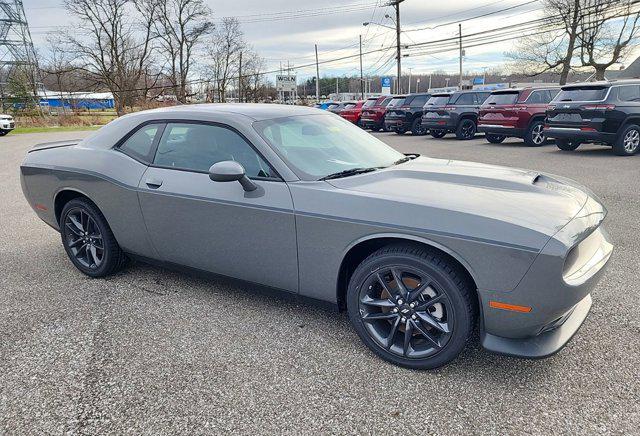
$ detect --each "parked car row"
[317,79,640,156]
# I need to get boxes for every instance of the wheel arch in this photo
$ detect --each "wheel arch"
[620,116,640,130]
[458,113,478,122]
[54,188,93,226]
[336,233,479,311]
[527,113,546,127]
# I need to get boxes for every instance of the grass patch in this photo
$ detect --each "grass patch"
[11,125,103,135]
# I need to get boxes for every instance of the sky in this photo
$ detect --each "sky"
[22,0,633,82]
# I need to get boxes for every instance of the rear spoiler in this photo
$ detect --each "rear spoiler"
[29,139,80,153]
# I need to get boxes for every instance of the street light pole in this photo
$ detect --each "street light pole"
[459,23,463,90]
[315,44,320,100]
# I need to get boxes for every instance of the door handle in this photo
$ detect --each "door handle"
[145,178,163,188]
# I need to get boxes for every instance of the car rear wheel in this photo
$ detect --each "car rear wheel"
[411,118,427,136]
[430,129,447,138]
[524,120,547,147]
[347,244,476,369]
[60,198,128,277]
[613,124,640,156]
[456,119,476,140]
[556,138,581,151]
[485,134,506,144]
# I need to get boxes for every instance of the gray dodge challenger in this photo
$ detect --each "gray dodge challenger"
[20,104,613,369]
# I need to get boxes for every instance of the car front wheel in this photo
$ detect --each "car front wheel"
[347,244,476,369]
[411,118,427,136]
[456,119,476,140]
[524,120,547,147]
[60,198,128,277]
[613,124,640,156]
[485,133,506,144]
[556,138,581,151]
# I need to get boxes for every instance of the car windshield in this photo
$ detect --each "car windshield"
[554,86,608,102]
[253,114,406,180]
[425,95,450,106]
[387,97,405,107]
[344,103,356,109]
[484,92,519,105]
[380,97,392,106]
[363,99,377,108]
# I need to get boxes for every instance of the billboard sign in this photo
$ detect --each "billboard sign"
[276,75,296,92]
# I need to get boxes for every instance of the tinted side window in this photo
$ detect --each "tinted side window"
[454,93,475,105]
[618,85,640,102]
[119,124,161,162]
[410,95,428,107]
[153,123,274,178]
[527,90,546,104]
[475,93,491,104]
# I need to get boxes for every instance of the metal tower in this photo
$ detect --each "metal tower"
[0,0,41,105]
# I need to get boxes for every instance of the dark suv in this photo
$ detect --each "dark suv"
[545,80,640,155]
[383,93,431,135]
[478,87,559,146]
[421,90,492,140]
[383,95,406,132]
[360,95,392,131]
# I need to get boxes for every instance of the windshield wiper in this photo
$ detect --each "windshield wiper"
[319,167,379,181]
[393,154,418,166]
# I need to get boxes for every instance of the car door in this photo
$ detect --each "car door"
[137,121,298,292]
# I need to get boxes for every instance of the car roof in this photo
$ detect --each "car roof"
[431,93,452,97]
[390,95,407,98]
[141,103,321,121]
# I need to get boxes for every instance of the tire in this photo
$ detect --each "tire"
[0,130,8,136]
[382,119,390,132]
[613,124,640,156]
[411,118,427,136]
[455,119,477,140]
[524,120,547,147]
[430,129,447,139]
[556,138,581,151]
[60,198,128,278]
[485,134,506,144]
[347,243,476,369]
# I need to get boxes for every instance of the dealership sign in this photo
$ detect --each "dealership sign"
[381,76,391,94]
[276,75,297,92]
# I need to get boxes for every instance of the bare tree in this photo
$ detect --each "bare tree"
[507,0,583,85]
[579,0,640,80]
[206,17,245,102]
[40,35,84,114]
[61,0,158,115]
[148,0,213,103]
[240,49,268,102]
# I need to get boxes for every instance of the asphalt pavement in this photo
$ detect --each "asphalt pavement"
[0,130,638,435]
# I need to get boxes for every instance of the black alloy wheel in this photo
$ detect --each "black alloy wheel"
[60,198,128,277]
[456,119,477,140]
[430,129,447,139]
[485,133,506,144]
[347,244,476,369]
[556,138,581,151]
[411,118,427,136]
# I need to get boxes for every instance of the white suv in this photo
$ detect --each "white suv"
[0,114,15,135]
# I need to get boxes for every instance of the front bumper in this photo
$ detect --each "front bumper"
[544,126,616,144]
[478,194,612,358]
[478,124,525,138]
[1,121,14,130]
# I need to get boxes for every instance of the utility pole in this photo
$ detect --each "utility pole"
[458,23,463,90]
[315,44,320,101]
[392,0,404,94]
[408,67,412,94]
[359,34,364,99]
[336,78,339,98]
[238,51,242,103]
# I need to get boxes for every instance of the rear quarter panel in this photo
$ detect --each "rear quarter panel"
[21,145,157,258]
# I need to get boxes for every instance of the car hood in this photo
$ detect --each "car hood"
[326,156,591,250]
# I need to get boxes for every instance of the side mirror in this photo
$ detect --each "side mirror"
[208,161,257,192]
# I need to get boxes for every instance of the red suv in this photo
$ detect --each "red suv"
[339,101,365,125]
[478,87,559,146]
[360,95,392,131]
